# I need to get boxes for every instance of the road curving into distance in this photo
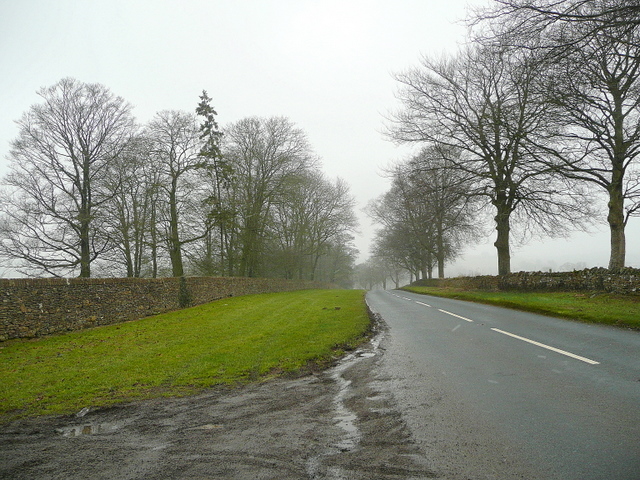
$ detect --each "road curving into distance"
[366,288,640,480]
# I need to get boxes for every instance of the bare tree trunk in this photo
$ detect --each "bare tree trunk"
[311,253,323,281]
[79,161,91,278]
[168,185,184,277]
[123,237,133,277]
[78,195,91,278]
[79,218,91,278]
[607,181,626,270]
[240,208,263,277]
[494,205,511,275]
[169,242,184,277]
[227,233,235,277]
[425,249,434,279]
[239,227,254,277]
[608,92,628,271]
[150,201,159,278]
[436,225,445,279]
[219,225,226,275]
[79,205,91,278]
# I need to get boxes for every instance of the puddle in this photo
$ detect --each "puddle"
[187,424,224,431]
[306,329,385,478]
[330,354,361,452]
[329,334,382,451]
[307,353,362,479]
[366,394,386,402]
[370,407,394,414]
[56,421,124,437]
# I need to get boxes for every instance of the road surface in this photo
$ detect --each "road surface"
[366,289,640,479]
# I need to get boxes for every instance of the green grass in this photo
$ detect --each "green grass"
[402,286,640,329]
[0,289,370,422]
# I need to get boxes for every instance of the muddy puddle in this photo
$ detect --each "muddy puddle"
[56,420,127,437]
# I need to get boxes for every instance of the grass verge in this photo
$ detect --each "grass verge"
[0,289,370,422]
[401,286,640,330]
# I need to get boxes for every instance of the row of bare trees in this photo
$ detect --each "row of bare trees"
[379,0,640,277]
[366,147,480,281]
[0,78,358,283]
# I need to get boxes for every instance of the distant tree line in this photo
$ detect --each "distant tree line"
[0,79,357,285]
[365,0,640,284]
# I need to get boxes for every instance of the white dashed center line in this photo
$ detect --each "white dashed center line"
[437,309,474,323]
[491,328,600,365]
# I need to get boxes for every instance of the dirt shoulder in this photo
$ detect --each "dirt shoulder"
[0,321,437,480]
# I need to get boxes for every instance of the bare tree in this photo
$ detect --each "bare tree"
[473,0,640,50]
[400,147,482,278]
[474,1,640,269]
[146,110,209,277]
[305,177,357,279]
[389,45,588,274]
[367,184,436,280]
[543,23,640,269]
[270,170,357,280]
[100,134,161,277]
[0,78,134,277]
[367,147,479,279]
[223,117,316,277]
[313,234,358,288]
[370,227,422,283]
[354,257,390,290]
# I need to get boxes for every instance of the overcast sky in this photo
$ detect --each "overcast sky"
[1,0,638,277]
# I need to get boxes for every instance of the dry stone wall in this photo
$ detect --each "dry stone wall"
[498,268,640,294]
[411,268,640,295]
[0,276,335,341]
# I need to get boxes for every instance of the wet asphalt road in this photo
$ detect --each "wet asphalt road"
[367,289,640,480]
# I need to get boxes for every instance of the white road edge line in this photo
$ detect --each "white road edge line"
[416,301,432,307]
[438,309,474,323]
[491,328,600,365]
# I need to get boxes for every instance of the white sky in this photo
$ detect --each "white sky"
[0,0,638,277]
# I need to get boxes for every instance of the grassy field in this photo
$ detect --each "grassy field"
[0,289,370,421]
[402,286,640,329]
